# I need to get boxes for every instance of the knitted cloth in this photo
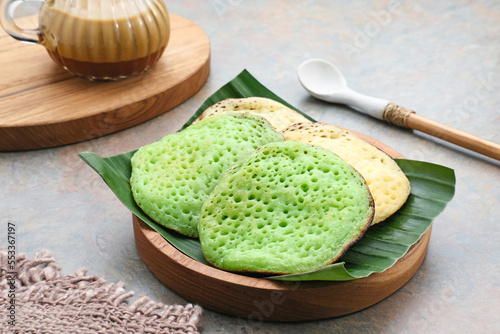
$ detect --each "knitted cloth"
[0,250,202,334]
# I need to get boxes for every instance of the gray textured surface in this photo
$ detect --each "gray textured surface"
[1,1,499,333]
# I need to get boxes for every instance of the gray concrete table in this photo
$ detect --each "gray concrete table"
[1,1,499,333]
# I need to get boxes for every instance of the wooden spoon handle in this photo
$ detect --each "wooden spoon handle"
[406,113,500,160]
[384,103,500,161]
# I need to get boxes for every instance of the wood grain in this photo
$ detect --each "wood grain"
[0,14,210,151]
[133,132,431,321]
[407,113,500,161]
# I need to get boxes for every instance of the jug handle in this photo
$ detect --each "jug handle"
[0,0,43,44]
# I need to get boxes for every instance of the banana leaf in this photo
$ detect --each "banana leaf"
[79,69,455,281]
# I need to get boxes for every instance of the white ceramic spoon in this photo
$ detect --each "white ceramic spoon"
[298,58,388,120]
[298,58,500,161]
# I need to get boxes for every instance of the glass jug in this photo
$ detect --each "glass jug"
[0,0,170,80]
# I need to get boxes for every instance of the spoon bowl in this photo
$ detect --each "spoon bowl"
[298,58,388,120]
[298,58,347,96]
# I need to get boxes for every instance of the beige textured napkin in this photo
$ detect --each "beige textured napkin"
[0,250,202,334]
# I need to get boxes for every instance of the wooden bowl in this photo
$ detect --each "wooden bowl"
[133,129,431,321]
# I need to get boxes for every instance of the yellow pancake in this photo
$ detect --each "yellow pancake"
[194,97,310,132]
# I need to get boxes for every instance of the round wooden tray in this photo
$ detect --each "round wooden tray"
[0,14,210,151]
[133,130,431,321]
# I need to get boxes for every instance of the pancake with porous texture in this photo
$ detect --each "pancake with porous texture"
[194,97,310,131]
[282,122,410,224]
[198,141,374,274]
[130,113,284,238]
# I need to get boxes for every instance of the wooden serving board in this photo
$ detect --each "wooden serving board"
[133,131,431,321]
[0,14,210,151]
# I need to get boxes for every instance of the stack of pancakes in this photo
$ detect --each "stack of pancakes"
[130,97,410,275]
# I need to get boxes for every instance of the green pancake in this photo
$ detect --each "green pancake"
[130,113,284,238]
[198,141,374,274]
